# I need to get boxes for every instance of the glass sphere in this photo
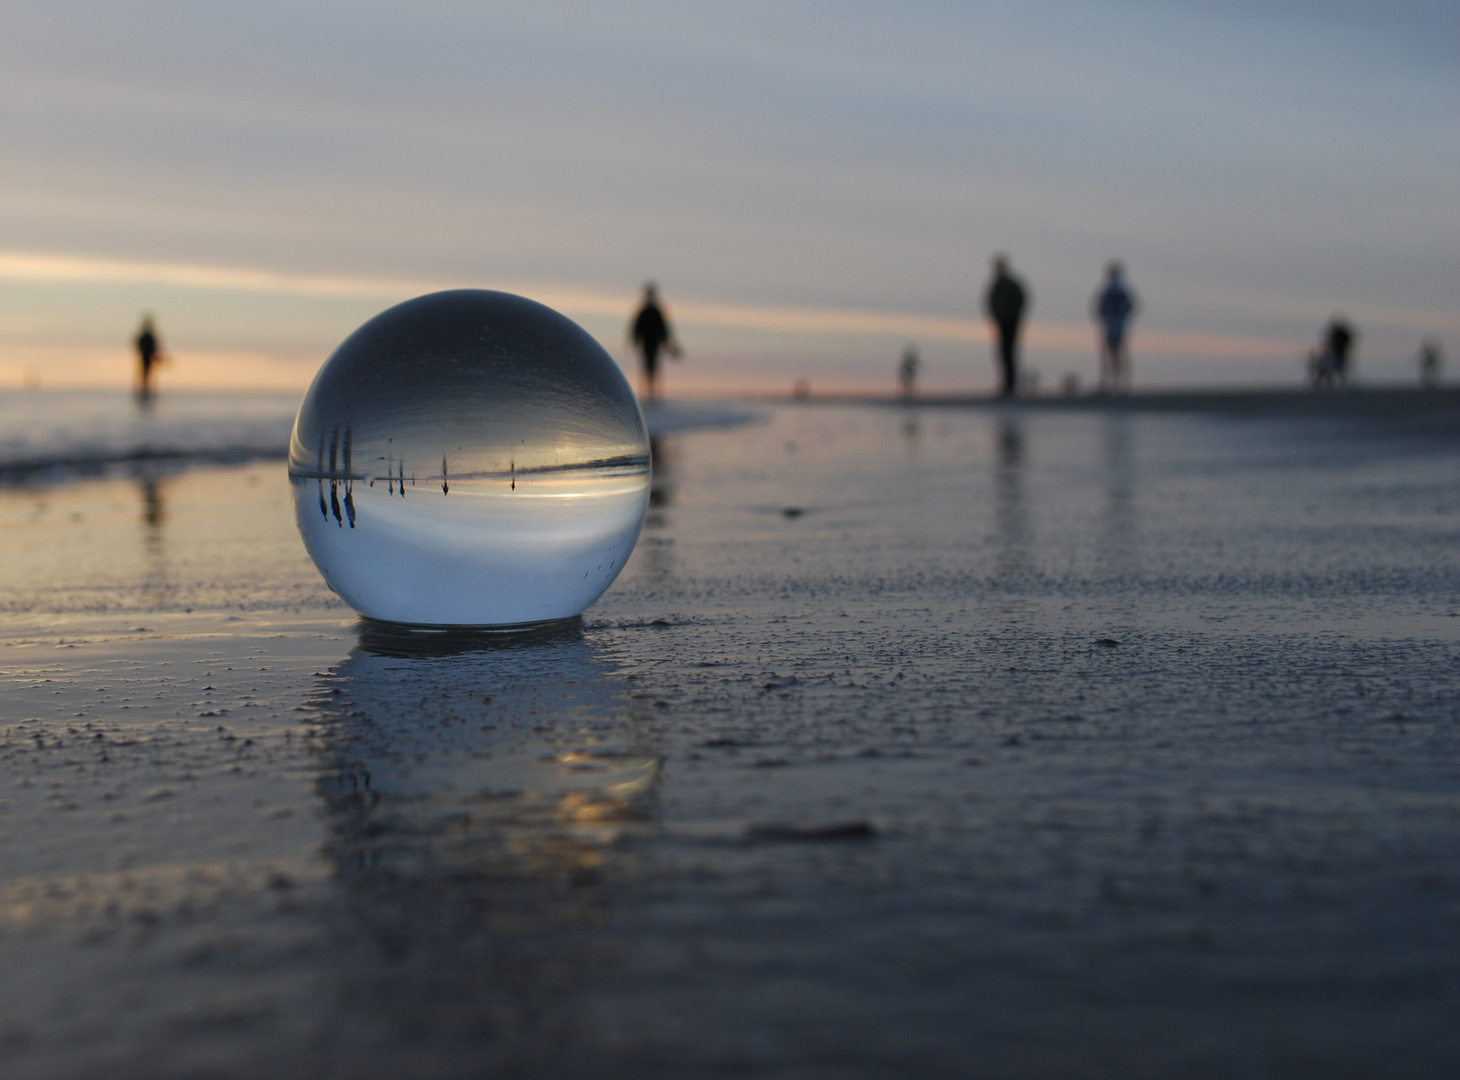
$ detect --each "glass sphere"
[288,290,650,627]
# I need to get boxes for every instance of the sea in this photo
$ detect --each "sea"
[0,389,756,483]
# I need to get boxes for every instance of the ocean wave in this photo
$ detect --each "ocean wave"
[0,390,763,485]
[0,390,298,484]
[641,400,764,435]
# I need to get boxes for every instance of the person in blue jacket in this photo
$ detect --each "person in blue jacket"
[1093,263,1138,393]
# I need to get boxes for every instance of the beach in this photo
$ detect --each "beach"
[1,389,1458,1077]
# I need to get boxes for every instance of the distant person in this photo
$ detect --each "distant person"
[1325,316,1355,386]
[134,314,164,396]
[1309,314,1355,389]
[628,282,681,403]
[1418,338,1443,388]
[1092,262,1138,393]
[898,345,920,398]
[983,256,1028,397]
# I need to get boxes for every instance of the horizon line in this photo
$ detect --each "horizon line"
[0,249,1315,360]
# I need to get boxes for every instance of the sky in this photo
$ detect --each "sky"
[0,0,1455,394]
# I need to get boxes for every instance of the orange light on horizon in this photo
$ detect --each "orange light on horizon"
[0,247,1406,392]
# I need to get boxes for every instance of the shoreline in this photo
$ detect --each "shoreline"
[765,382,1460,412]
[5,385,1456,488]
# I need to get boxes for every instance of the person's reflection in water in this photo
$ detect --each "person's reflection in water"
[640,436,677,579]
[140,477,166,531]
[901,411,921,458]
[302,621,660,1068]
[647,436,674,514]
[136,472,168,601]
[1098,415,1139,580]
[993,418,1031,574]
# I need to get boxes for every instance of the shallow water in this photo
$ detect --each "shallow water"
[0,398,1457,1078]
[0,389,299,478]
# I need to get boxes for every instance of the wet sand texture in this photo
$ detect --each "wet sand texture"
[1,396,1458,1078]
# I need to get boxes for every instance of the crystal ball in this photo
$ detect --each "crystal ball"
[288,290,650,627]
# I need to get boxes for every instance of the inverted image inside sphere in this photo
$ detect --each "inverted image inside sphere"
[287,290,650,628]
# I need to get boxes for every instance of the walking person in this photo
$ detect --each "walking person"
[134,314,165,398]
[898,345,920,399]
[1324,315,1356,388]
[628,282,681,403]
[1418,338,1443,388]
[983,256,1028,397]
[1092,262,1138,393]
[1308,315,1357,389]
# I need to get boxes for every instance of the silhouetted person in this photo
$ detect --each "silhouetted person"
[1093,262,1138,393]
[898,345,920,399]
[1311,315,1355,389]
[629,282,681,403]
[1326,317,1354,385]
[1418,338,1443,388]
[343,426,356,527]
[134,314,163,397]
[984,256,1028,397]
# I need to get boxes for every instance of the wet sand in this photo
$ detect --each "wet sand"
[1,393,1458,1078]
